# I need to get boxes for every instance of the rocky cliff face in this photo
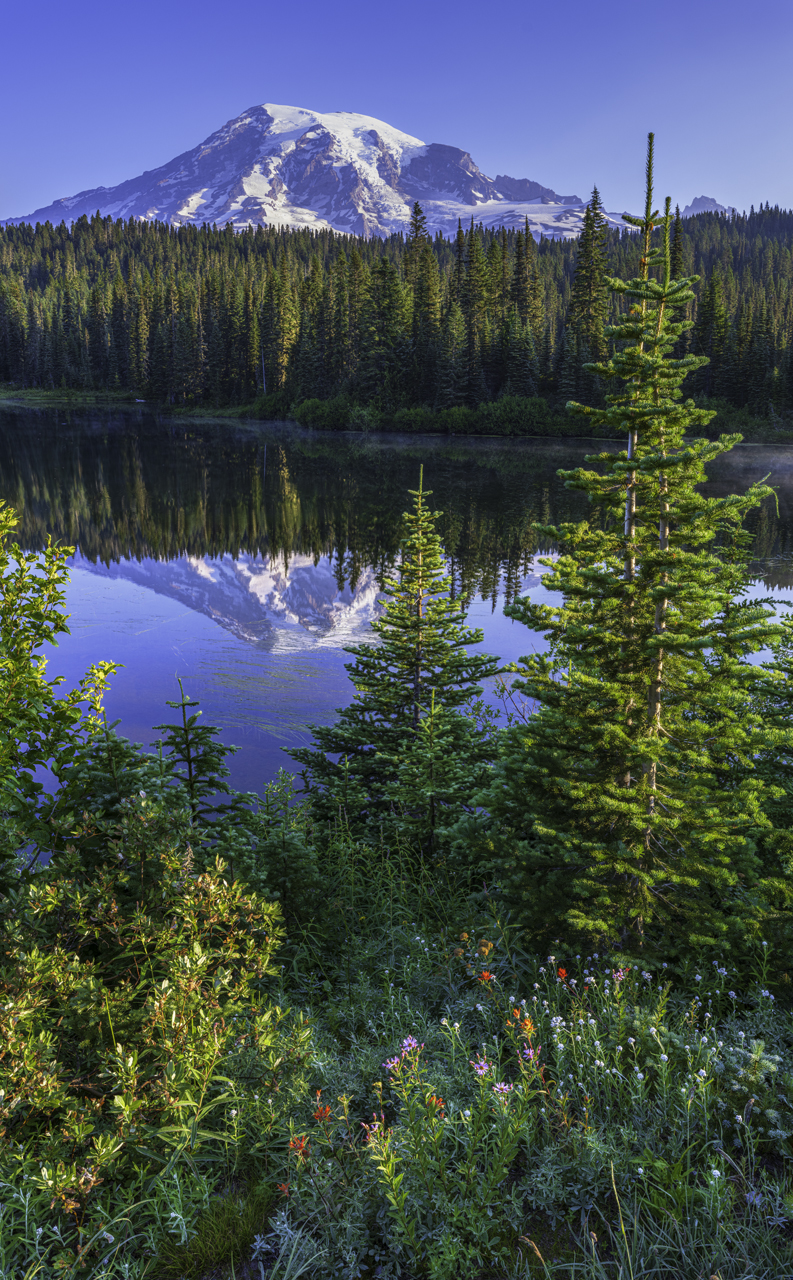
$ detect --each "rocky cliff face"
[4,102,625,241]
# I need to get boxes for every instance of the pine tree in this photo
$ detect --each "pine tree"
[670,204,684,281]
[291,471,500,833]
[567,186,609,372]
[487,135,784,959]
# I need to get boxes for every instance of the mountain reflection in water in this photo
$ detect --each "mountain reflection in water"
[1,406,790,789]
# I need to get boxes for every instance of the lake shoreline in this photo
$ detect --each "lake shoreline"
[3,383,792,444]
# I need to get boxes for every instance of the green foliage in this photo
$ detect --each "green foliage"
[3,201,792,428]
[152,677,239,822]
[291,470,499,841]
[0,795,310,1277]
[487,137,790,959]
[0,501,115,882]
[153,1183,277,1278]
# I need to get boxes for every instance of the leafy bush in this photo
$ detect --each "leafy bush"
[292,396,353,430]
[0,798,311,1278]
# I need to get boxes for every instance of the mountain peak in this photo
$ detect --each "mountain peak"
[681,195,735,218]
[2,103,623,241]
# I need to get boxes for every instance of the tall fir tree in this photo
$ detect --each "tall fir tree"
[486,135,785,959]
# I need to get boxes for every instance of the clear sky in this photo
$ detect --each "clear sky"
[2,0,791,222]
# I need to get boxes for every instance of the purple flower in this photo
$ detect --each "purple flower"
[384,1057,401,1074]
[522,1044,542,1062]
[470,1055,491,1077]
[492,1082,514,1098]
[401,1036,420,1053]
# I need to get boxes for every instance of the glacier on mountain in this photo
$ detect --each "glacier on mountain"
[3,102,626,241]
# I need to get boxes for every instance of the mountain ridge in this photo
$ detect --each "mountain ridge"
[2,102,618,241]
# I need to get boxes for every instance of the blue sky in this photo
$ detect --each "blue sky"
[2,0,791,222]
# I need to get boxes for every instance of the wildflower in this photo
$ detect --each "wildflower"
[401,1035,420,1052]
[557,967,568,980]
[277,1182,290,1197]
[636,1072,644,1081]
[427,1094,445,1117]
[362,1111,385,1140]
[470,1055,491,1077]
[627,1037,635,1046]
[385,1057,401,1073]
[492,1082,514,1099]
[637,1166,644,1175]
[479,970,494,983]
[313,1103,332,1123]
[289,1135,309,1162]
[522,1044,541,1062]
[660,1054,669,1062]
[711,1169,721,1179]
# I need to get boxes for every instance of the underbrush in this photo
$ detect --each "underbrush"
[4,826,791,1280]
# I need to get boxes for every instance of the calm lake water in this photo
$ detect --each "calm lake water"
[3,404,793,793]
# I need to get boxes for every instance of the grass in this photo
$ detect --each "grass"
[151,1185,277,1279]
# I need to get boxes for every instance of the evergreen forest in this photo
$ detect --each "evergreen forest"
[1,194,792,436]
[3,142,793,1280]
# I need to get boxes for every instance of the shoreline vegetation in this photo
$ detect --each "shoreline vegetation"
[1,195,791,451]
[2,142,793,1280]
[1,383,791,444]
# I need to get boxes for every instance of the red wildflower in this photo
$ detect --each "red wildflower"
[289,1135,309,1162]
[313,1104,332,1122]
[277,1182,290,1197]
[557,967,568,980]
[479,970,493,983]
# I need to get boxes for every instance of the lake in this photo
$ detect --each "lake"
[2,404,792,794]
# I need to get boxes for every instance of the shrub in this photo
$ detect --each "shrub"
[292,395,352,429]
[0,798,311,1277]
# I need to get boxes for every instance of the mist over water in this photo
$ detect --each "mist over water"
[2,405,790,791]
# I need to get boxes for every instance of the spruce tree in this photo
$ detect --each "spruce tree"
[487,135,784,959]
[291,471,500,833]
[567,186,609,362]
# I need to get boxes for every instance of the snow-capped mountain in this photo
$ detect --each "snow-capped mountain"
[3,103,626,241]
[73,550,386,652]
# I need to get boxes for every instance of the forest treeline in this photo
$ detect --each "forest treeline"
[1,197,792,428]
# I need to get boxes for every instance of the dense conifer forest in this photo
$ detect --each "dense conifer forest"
[1,198,792,431]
